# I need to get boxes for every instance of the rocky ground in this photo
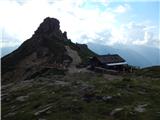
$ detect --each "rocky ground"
[2,69,160,120]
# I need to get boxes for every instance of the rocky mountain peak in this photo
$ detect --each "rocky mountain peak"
[35,17,60,35]
[1,17,96,83]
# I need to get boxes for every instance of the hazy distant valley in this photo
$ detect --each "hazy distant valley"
[87,43,160,68]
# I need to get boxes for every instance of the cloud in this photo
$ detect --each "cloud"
[0,29,21,48]
[132,32,149,45]
[9,0,29,5]
[112,22,159,47]
[114,5,127,13]
[1,0,115,44]
[89,21,159,48]
[0,0,159,49]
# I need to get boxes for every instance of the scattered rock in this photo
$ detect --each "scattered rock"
[38,118,46,120]
[134,104,148,113]
[102,96,112,101]
[34,106,52,116]
[1,93,8,101]
[16,95,28,102]
[4,112,16,118]
[1,83,13,90]
[110,108,124,116]
[11,105,16,109]
[138,91,146,95]
[54,80,69,86]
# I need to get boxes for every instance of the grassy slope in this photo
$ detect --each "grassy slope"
[2,68,160,120]
[135,66,160,78]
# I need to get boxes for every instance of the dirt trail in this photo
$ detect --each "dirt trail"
[103,74,123,80]
[65,46,82,73]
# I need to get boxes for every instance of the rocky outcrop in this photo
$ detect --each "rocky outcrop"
[1,17,95,83]
[35,17,60,35]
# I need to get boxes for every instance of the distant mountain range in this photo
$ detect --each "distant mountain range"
[87,43,160,68]
[1,46,19,57]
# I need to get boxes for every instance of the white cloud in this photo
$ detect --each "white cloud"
[111,22,159,47]
[91,21,159,48]
[114,4,130,13]
[114,5,127,13]
[0,29,21,48]
[132,32,149,45]
[0,0,159,49]
[0,0,117,45]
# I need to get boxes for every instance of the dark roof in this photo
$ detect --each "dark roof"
[96,54,126,64]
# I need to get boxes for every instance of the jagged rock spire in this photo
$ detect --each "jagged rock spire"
[35,17,60,35]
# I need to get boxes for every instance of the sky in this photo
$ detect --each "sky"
[0,0,159,48]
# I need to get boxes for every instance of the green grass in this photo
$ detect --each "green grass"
[135,66,160,78]
[2,72,160,120]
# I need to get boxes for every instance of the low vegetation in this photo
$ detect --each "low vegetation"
[135,66,160,78]
[2,68,160,120]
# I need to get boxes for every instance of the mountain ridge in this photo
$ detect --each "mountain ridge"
[87,42,160,68]
[1,17,96,83]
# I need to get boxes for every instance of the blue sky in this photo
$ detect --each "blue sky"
[0,0,159,48]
